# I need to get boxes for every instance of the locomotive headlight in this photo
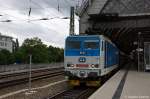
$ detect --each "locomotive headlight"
[71,64,74,67]
[91,64,95,68]
[90,64,99,68]
[94,64,99,68]
[67,64,74,67]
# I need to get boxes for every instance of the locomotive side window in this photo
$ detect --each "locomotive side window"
[84,40,99,49]
[66,41,80,49]
[101,41,104,51]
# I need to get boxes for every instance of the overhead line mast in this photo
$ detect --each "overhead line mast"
[69,7,75,36]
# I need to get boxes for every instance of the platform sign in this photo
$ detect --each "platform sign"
[144,42,150,70]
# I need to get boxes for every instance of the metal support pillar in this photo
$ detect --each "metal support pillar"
[138,32,141,71]
[69,7,75,36]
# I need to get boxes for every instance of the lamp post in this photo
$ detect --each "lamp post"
[25,44,37,95]
[29,54,32,92]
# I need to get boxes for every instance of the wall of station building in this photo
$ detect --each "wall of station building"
[0,35,13,53]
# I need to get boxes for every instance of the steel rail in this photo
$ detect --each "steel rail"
[47,87,96,99]
[0,68,64,89]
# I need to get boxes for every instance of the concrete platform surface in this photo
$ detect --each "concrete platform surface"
[121,70,150,99]
[89,66,150,99]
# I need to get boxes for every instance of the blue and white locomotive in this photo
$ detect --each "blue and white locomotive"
[64,35,119,86]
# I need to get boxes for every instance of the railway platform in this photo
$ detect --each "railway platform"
[89,63,150,99]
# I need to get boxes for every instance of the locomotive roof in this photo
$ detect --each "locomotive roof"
[66,35,117,48]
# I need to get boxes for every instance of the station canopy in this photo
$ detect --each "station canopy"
[87,0,150,53]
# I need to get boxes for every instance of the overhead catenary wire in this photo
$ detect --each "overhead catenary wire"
[0,0,58,21]
[0,12,38,39]
[0,0,78,44]
[0,0,77,11]
[0,0,78,23]
[0,16,70,44]
[0,0,77,21]
[0,0,77,10]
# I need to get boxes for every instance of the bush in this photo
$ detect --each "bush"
[0,49,15,65]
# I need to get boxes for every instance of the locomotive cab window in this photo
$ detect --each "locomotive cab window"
[66,41,80,49]
[84,40,99,49]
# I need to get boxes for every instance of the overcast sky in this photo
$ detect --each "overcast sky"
[0,0,80,48]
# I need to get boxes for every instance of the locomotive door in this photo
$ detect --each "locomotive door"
[144,42,150,70]
[100,40,105,68]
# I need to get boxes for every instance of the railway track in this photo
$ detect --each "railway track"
[0,67,63,78]
[47,87,97,99]
[0,67,64,88]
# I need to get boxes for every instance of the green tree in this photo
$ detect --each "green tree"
[48,46,64,63]
[0,37,64,65]
[12,37,64,64]
[22,37,42,47]
[0,51,6,65]
[14,48,26,64]
[0,49,15,65]
[21,37,49,63]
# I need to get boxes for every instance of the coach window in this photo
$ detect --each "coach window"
[66,41,80,49]
[84,41,99,49]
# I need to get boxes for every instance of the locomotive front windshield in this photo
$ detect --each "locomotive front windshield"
[65,36,100,56]
[84,41,99,49]
[66,40,99,50]
[66,41,80,49]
